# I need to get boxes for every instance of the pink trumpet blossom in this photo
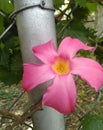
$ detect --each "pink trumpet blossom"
[22,37,103,114]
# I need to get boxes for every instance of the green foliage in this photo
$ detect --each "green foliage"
[95,41,103,64]
[0,0,22,85]
[59,19,95,43]
[0,0,13,13]
[0,16,5,34]
[81,114,103,130]
[0,46,22,85]
[0,24,22,85]
[75,0,87,7]
[86,2,98,12]
[53,0,64,7]
[63,20,89,42]
[72,6,89,20]
[0,40,22,85]
[0,45,9,67]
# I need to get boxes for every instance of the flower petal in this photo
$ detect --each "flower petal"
[58,37,94,58]
[22,63,55,91]
[42,75,76,114]
[32,40,58,64]
[71,57,103,91]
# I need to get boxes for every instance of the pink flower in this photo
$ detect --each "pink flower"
[22,37,103,114]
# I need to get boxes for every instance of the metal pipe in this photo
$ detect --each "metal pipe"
[13,0,65,130]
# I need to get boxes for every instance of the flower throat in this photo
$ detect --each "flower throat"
[52,57,70,75]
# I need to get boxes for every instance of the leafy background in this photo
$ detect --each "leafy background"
[0,0,103,129]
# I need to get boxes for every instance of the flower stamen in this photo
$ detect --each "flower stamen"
[52,57,70,75]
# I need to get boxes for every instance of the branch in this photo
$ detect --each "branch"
[0,109,21,121]
[0,100,42,130]
[55,4,70,23]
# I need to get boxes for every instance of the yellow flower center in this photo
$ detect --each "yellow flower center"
[52,57,70,75]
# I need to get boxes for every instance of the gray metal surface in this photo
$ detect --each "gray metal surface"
[13,0,65,130]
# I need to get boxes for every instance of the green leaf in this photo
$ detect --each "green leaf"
[0,0,13,13]
[0,63,22,85]
[0,47,9,67]
[5,36,20,49]
[0,16,5,34]
[72,6,89,20]
[75,0,87,8]
[86,3,98,12]
[0,35,22,85]
[53,0,64,7]
[0,42,5,49]
[10,51,22,75]
[0,48,22,85]
[63,20,88,42]
[81,114,103,130]
[95,44,103,64]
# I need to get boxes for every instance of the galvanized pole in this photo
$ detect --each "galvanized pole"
[13,0,65,130]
